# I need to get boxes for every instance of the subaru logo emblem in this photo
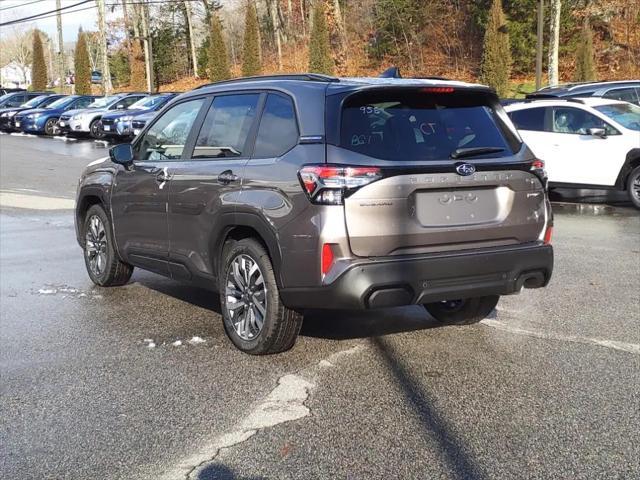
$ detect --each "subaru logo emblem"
[455,163,476,176]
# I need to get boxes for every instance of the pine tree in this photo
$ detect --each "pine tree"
[74,29,92,95]
[479,0,512,97]
[208,13,231,81]
[241,1,261,77]
[31,30,48,90]
[574,20,596,82]
[129,39,147,91]
[308,1,334,75]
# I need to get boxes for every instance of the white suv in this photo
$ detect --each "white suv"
[504,98,640,208]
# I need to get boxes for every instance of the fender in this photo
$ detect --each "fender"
[75,162,116,246]
[615,148,640,190]
[210,211,284,288]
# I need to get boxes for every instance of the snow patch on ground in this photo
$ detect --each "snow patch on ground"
[188,336,205,344]
[33,284,102,299]
[172,340,183,347]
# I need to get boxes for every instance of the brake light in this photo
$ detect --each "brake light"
[321,243,335,275]
[531,159,545,169]
[421,87,454,93]
[543,225,553,245]
[299,165,382,205]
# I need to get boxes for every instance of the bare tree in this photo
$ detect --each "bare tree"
[548,0,561,86]
[0,26,33,85]
[184,0,199,77]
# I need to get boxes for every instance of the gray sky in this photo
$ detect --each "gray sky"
[0,0,101,42]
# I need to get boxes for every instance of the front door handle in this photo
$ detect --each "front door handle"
[156,169,171,183]
[218,170,239,184]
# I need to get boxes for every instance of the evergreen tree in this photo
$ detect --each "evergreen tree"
[479,0,512,97]
[308,1,334,75]
[129,39,147,91]
[208,13,231,81]
[574,20,596,82]
[74,29,91,95]
[241,1,261,77]
[31,30,47,90]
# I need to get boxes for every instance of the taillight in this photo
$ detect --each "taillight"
[531,159,545,169]
[543,225,553,245]
[298,165,382,205]
[530,158,547,186]
[321,243,335,275]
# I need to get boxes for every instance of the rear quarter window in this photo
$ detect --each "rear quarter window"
[509,107,547,131]
[340,89,519,161]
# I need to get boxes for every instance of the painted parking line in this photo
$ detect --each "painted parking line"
[0,192,75,210]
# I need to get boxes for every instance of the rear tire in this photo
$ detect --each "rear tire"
[82,205,133,287]
[627,165,640,210]
[220,238,303,355]
[44,118,57,136]
[424,295,500,325]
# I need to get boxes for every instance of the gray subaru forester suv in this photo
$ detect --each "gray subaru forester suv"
[75,74,553,354]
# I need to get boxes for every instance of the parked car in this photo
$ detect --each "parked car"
[0,93,63,131]
[15,95,97,136]
[58,93,148,138]
[505,97,640,208]
[99,93,178,140]
[75,74,553,354]
[526,80,640,106]
[0,87,26,96]
[0,91,53,110]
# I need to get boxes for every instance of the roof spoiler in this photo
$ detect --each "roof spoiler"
[379,67,402,78]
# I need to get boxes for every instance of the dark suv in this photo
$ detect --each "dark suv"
[75,74,554,354]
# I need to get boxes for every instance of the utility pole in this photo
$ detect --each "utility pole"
[56,0,65,92]
[184,1,199,78]
[140,0,154,92]
[535,0,544,90]
[96,0,112,94]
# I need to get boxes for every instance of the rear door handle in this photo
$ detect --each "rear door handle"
[218,170,239,184]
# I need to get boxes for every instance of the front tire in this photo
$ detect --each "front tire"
[424,295,500,325]
[627,165,640,210]
[220,238,303,355]
[82,205,133,286]
[90,119,105,139]
[44,118,58,136]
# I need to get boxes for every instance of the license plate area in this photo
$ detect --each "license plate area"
[414,187,511,227]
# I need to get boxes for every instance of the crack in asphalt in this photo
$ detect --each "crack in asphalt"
[159,344,364,480]
[481,319,640,355]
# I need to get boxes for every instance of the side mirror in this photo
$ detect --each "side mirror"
[587,127,607,138]
[116,103,125,110]
[109,143,134,166]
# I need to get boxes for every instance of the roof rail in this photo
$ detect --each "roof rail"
[195,73,339,90]
[379,67,402,78]
[515,96,586,104]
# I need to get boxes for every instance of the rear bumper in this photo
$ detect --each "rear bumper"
[280,243,553,310]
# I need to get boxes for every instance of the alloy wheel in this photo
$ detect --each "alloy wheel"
[225,254,267,341]
[632,173,640,202]
[85,215,108,276]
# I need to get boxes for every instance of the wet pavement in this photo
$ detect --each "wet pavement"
[1,133,639,480]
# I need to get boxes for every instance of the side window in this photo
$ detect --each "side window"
[602,88,638,104]
[552,107,617,135]
[508,107,547,132]
[253,94,298,158]
[192,94,259,159]
[112,96,143,110]
[134,98,205,161]
[73,97,93,109]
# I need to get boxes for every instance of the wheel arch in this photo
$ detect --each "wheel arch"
[211,212,283,289]
[614,148,640,190]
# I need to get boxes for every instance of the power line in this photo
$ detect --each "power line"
[0,0,48,12]
[0,0,93,27]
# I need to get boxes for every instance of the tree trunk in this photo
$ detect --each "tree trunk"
[95,0,112,94]
[184,0,199,78]
[140,0,154,91]
[548,0,561,86]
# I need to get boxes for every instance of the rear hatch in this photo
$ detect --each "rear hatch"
[329,86,546,257]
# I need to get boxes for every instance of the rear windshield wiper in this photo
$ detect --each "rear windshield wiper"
[450,147,505,159]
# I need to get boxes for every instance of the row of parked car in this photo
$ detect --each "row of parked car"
[0,90,177,141]
[1,79,639,209]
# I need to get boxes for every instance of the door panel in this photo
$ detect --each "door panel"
[167,93,260,280]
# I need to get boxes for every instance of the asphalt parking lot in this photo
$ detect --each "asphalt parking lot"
[1,132,639,480]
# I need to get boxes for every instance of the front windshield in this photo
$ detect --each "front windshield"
[47,96,75,109]
[129,95,169,110]
[87,95,121,109]
[22,96,49,108]
[594,103,640,131]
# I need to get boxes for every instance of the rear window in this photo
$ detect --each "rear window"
[340,89,519,161]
